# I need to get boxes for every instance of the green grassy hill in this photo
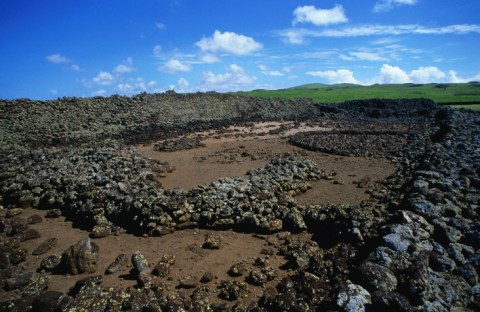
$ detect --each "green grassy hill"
[235,82,480,110]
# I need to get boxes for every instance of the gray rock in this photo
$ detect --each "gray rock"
[383,233,411,253]
[337,282,371,312]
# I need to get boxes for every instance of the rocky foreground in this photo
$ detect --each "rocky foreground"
[0,93,479,311]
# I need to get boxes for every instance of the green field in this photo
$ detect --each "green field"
[235,82,480,109]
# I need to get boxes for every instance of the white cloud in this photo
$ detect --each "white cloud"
[293,5,348,26]
[373,0,418,13]
[176,78,190,92]
[200,54,221,64]
[46,54,70,64]
[279,24,480,41]
[410,66,446,83]
[153,45,162,57]
[306,69,358,84]
[282,66,294,73]
[258,65,284,76]
[50,90,58,95]
[448,70,480,83]
[159,59,192,73]
[196,30,262,55]
[200,64,256,91]
[155,22,166,30]
[350,51,388,61]
[114,57,135,74]
[93,71,114,85]
[377,64,410,83]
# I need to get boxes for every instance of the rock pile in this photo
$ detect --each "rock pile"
[1,93,479,311]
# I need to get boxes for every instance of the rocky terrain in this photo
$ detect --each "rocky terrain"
[0,92,479,311]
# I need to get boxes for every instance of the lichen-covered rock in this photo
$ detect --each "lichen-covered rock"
[61,238,99,275]
[358,261,398,292]
[105,253,128,274]
[337,283,371,312]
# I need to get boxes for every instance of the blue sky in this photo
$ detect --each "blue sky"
[1,0,479,99]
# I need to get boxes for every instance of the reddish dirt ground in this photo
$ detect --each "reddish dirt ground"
[2,121,397,307]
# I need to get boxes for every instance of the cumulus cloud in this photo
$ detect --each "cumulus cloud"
[200,64,256,91]
[293,5,348,26]
[410,66,446,83]
[196,30,262,55]
[448,70,480,83]
[306,69,358,84]
[377,64,410,83]
[93,71,114,85]
[375,64,452,84]
[258,65,284,76]
[373,0,418,13]
[159,59,192,73]
[116,78,158,95]
[114,57,135,74]
[46,54,70,64]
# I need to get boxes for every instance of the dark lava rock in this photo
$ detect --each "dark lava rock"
[90,224,111,238]
[39,254,62,272]
[219,280,248,301]
[5,208,23,218]
[22,275,51,297]
[22,228,41,241]
[31,291,64,312]
[45,209,62,218]
[105,253,127,274]
[200,271,214,283]
[4,271,34,290]
[33,237,58,255]
[372,291,413,312]
[358,261,398,292]
[61,238,99,275]
[9,248,28,265]
[26,213,43,224]
[228,262,247,277]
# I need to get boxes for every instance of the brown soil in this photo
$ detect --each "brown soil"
[3,121,397,307]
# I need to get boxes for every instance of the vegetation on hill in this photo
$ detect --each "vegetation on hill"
[235,82,480,109]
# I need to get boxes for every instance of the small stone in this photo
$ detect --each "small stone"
[45,209,62,218]
[228,262,247,277]
[153,262,171,277]
[219,280,248,301]
[90,224,111,238]
[200,271,214,283]
[178,277,199,289]
[22,275,51,297]
[248,269,268,286]
[202,232,222,249]
[33,237,58,255]
[131,251,149,274]
[27,214,43,224]
[40,254,62,272]
[23,228,41,241]
[6,208,23,218]
[105,254,128,274]
[9,248,28,265]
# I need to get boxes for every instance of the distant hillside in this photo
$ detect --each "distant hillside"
[235,82,480,108]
